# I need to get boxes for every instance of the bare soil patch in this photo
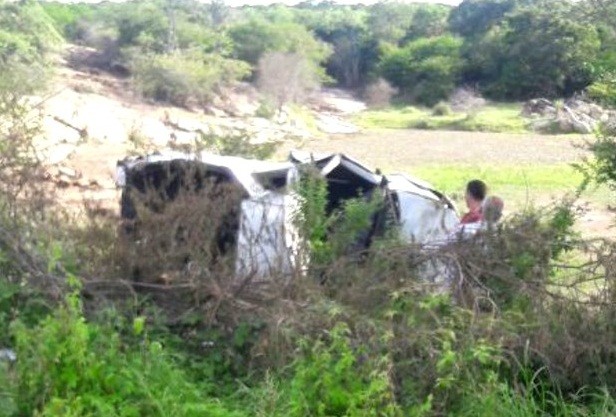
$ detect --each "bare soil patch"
[279,129,589,170]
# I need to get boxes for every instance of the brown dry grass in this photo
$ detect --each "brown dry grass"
[279,128,588,169]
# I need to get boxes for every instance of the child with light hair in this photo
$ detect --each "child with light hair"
[442,195,505,242]
[482,195,504,225]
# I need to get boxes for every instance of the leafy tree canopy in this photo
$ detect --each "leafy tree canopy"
[379,35,463,106]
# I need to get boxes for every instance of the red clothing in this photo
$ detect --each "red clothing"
[460,208,482,224]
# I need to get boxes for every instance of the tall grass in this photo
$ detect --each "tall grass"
[458,382,616,417]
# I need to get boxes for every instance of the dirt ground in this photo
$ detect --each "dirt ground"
[279,129,588,169]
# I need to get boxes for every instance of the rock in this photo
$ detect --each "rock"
[524,98,609,133]
[274,109,289,124]
[57,166,80,179]
[562,106,594,134]
[312,88,367,114]
[529,119,555,133]
[522,98,556,117]
[203,106,228,118]
[587,103,605,119]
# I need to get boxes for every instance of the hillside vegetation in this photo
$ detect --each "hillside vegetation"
[40,0,616,109]
[1,1,616,417]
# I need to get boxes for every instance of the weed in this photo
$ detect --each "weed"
[288,323,400,417]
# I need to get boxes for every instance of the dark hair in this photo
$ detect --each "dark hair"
[466,179,487,202]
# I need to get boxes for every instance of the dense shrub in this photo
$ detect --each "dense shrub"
[379,35,463,106]
[0,1,61,95]
[363,78,397,109]
[587,75,616,108]
[228,18,331,77]
[432,102,452,116]
[10,287,244,417]
[41,2,94,41]
[287,323,399,417]
[131,51,250,106]
[575,132,616,191]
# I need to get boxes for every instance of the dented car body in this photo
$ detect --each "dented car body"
[116,151,459,279]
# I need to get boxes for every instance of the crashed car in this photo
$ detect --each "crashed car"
[116,150,459,279]
[117,151,302,280]
[289,151,459,244]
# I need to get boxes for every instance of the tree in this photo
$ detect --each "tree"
[379,35,463,106]
[317,24,378,88]
[257,52,319,110]
[228,18,331,78]
[367,2,415,45]
[0,1,61,94]
[449,0,517,38]
[296,5,377,88]
[132,51,250,107]
[404,4,450,41]
[205,0,229,28]
[113,2,169,53]
[489,6,600,99]
[0,1,60,213]
[453,0,601,99]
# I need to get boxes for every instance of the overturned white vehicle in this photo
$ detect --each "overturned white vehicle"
[116,151,459,279]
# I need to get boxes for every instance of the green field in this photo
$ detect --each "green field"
[411,164,584,208]
[354,103,533,133]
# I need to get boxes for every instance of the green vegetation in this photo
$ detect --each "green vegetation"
[0,1,61,95]
[132,51,249,107]
[229,19,331,78]
[37,0,616,108]
[414,164,583,193]
[355,103,529,133]
[2,2,616,417]
[9,287,243,417]
[379,35,463,106]
[411,164,585,210]
[575,130,616,194]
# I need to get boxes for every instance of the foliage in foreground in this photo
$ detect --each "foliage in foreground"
[6,286,243,417]
[1,34,616,413]
[2,128,615,417]
[2,198,616,416]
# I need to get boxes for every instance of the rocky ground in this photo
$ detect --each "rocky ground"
[35,45,366,213]
[522,97,616,134]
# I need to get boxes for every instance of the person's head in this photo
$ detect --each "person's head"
[483,196,504,223]
[465,179,487,210]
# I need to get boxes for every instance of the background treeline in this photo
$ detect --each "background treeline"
[40,0,616,107]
